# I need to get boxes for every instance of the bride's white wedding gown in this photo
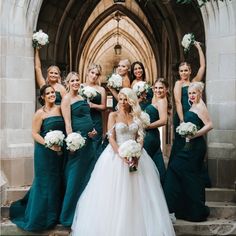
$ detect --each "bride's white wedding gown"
[71,122,176,236]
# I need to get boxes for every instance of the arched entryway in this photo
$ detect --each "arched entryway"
[36,0,205,157]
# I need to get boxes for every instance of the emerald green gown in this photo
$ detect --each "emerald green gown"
[143,104,166,185]
[60,100,96,227]
[10,116,65,231]
[163,111,210,222]
[90,92,103,152]
[169,86,211,187]
[55,91,62,105]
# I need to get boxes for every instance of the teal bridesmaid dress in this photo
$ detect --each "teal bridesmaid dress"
[90,92,103,152]
[164,111,210,222]
[60,100,96,227]
[55,91,62,105]
[10,116,65,231]
[169,85,211,187]
[143,104,166,185]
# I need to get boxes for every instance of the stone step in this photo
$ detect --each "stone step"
[4,186,236,203]
[206,188,236,202]
[1,219,236,236]
[2,201,236,220]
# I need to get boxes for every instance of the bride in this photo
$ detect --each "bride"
[71,88,175,236]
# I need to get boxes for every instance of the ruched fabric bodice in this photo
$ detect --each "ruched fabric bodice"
[40,116,65,137]
[71,100,94,137]
[181,86,191,114]
[115,122,139,146]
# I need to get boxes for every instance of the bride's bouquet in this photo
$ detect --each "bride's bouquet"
[118,139,142,172]
[181,33,195,52]
[65,132,86,152]
[140,111,150,128]
[44,130,65,155]
[107,74,122,90]
[32,30,49,48]
[176,122,197,150]
[132,81,150,97]
[79,85,97,101]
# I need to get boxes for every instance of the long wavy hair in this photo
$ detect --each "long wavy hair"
[118,88,144,142]
[130,61,146,83]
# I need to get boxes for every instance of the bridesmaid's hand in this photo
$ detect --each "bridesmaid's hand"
[50,145,61,152]
[88,129,97,138]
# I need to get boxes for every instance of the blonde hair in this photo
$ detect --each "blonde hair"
[65,71,80,92]
[189,81,204,94]
[118,88,144,142]
[46,65,61,83]
[87,63,102,76]
[120,59,131,70]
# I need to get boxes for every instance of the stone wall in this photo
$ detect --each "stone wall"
[201,1,236,188]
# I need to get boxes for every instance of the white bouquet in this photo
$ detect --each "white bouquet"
[79,85,97,101]
[176,122,198,149]
[107,74,122,90]
[140,111,150,128]
[118,139,142,172]
[132,81,150,97]
[65,132,86,152]
[32,30,49,48]
[181,33,195,52]
[44,130,65,148]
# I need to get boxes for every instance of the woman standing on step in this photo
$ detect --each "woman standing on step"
[81,63,106,153]
[164,81,213,222]
[60,72,97,227]
[143,78,172,186]
[35,48,66,105]
[10,84,65,231]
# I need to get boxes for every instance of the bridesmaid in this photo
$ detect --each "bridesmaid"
[60,72,97,227]
[143,78,172,185]
[130,61,153,110]
[82,63,106,152]
[108,59,131,110]
[35,48,66,105]
[10,85,65,231]
[164,82,213,222]
[170,42,205,154]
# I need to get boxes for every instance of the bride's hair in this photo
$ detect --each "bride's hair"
[118,88,144,142]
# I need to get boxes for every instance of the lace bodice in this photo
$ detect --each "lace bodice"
[115,122,139,145]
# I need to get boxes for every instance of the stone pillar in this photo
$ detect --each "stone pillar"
[0,0,43,187]
[201,1,236,188]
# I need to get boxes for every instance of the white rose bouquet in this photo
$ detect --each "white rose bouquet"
[107,74,123,90]
[44,130,65,155]
[118,139,142,172]
[32,30,49,48]
[79,85,97,101]
[65,132,86,152]
[181,33,195,52]
[176,122,198,149]
[140,111,150,128]
[132,81,150,97]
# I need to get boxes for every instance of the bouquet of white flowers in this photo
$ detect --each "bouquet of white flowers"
[107,74,122,90]
[79,85,97,101]
[44,130,65,148]
[176,122,198,149]
[140,111,150,128]
[132,81,150,97]
[65,132,86,152]
[118,139,142,172]
[32,30,49,48]
[181,33,195,52]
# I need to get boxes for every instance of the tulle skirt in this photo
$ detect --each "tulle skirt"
[71,145,175,236]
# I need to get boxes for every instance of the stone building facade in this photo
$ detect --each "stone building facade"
[0,0,236,196]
